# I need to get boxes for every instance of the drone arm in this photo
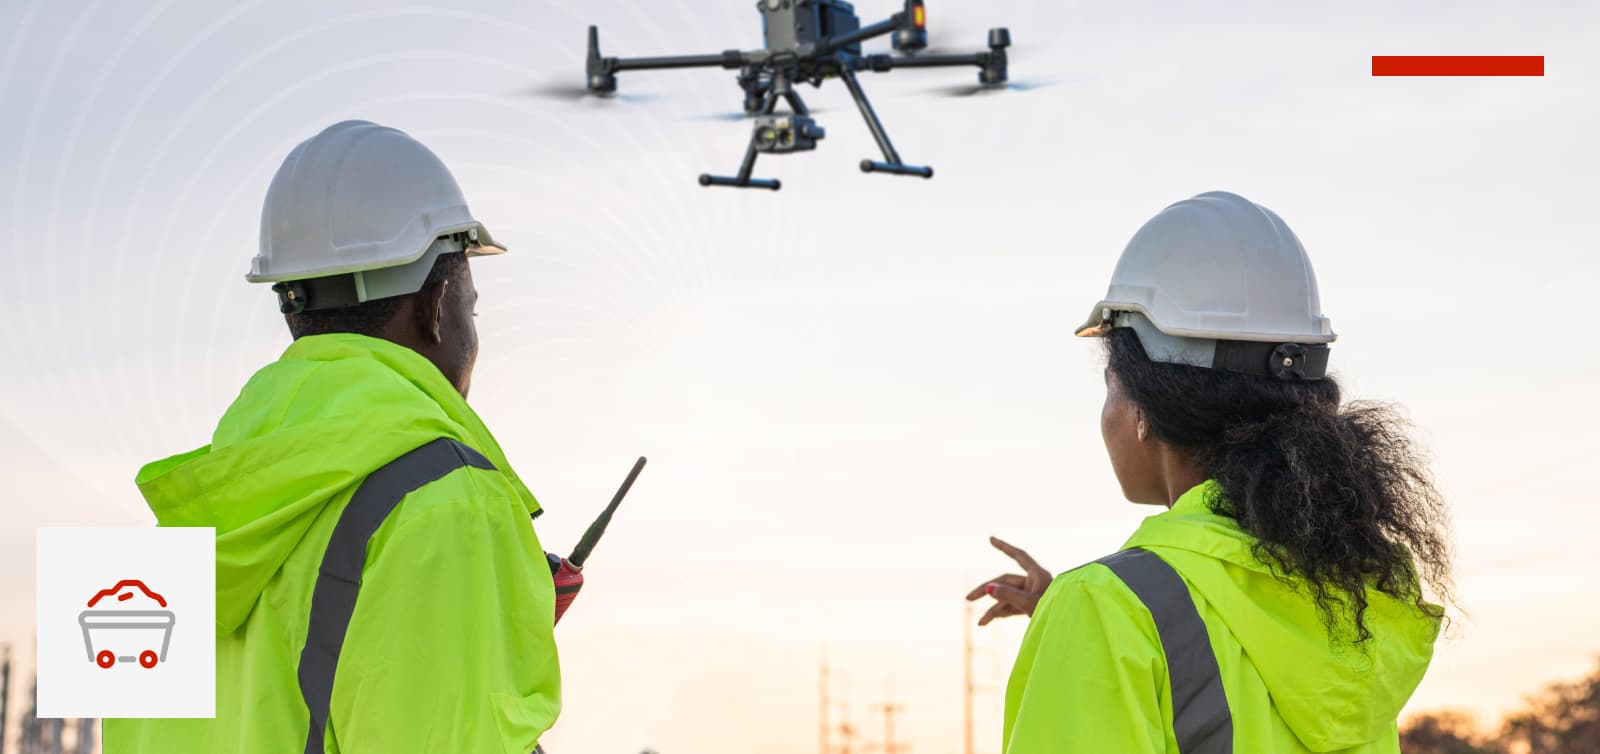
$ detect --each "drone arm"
[858,28,1011,85]
[608,50,748,73]
[587,25,746,93]
[819,16,901,56]
[869,52,987,70]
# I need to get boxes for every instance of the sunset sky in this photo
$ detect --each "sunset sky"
[2,1,1597,752]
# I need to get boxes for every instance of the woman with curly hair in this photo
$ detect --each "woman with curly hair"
[971,191,1452,754]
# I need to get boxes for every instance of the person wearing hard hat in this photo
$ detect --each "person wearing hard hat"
[104,121,563,753]
[968,191,1453,753]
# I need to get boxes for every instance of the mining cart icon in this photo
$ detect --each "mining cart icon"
[79,579,174,670]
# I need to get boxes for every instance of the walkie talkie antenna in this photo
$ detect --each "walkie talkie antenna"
[567,456,647,568]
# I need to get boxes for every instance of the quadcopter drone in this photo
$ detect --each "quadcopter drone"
[576,0,1016,190]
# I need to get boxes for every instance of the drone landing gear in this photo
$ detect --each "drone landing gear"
[838,66,933,180]
[697,115,784,190]
[861,160,933,177]
[698,152,782,191]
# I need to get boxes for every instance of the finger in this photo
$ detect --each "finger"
[989,583,1042,613]
[978,602,1023,626]
[965,573,1026,601]
[990,536,1045,573]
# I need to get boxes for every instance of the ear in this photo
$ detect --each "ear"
[420,279,449,344]
[1136,409,1149,442]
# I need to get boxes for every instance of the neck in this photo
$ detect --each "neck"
[1157,449,1208,508]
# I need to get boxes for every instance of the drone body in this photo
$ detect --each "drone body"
[761,0,865,57]
[581,0,1013,190]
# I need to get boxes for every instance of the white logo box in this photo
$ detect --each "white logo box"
[36,527,215,718]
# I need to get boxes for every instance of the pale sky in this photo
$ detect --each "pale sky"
[2,1,1598,752]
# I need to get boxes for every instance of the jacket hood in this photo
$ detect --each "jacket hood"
[1124,481,1440,752]
[135,334,540,636]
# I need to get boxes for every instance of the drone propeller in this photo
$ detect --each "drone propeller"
[689,106,830,122]
[691,111,761,123]
[522,82,659,105]
[904,27,1026,59]
[922,78,1058,98]
[525,83,590,102]
[520,26,647,105]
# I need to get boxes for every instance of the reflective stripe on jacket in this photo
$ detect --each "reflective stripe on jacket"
[104,333,560,754]
[1002,481,1441,754]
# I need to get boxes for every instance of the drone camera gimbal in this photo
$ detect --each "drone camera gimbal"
[753,115,826,154]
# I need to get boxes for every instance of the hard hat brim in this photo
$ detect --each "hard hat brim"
[463,220,507,258]
[248,219,507,283]
[1074,303,1114,338]
[1075,300,1337,344]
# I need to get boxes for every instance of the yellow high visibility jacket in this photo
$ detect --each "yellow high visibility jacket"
[104,334,560,753]
[1003,481,1441,753]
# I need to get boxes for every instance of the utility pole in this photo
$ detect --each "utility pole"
[73,718,93,754]
[819,649,832,754]
[871,681,908,754]
[20,674,37,754]
[963,600,975,754]
[836,707,857,754]
[1,644,11,754]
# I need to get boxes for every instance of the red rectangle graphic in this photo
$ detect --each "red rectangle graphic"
[1372,56,1544,76]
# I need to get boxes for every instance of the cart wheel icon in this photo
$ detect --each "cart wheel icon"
[96,650,115,669]
[139,650,159,669]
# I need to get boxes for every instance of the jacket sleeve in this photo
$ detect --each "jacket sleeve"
[329,483,561,754]
[1002,565,1173,754]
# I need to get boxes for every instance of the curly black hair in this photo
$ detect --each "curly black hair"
[1105,327,1452,643]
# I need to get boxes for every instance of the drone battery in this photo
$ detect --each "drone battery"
[752,115,825,154]
[760,0,860,55]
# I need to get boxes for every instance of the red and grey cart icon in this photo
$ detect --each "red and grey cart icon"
[78,580,174,669]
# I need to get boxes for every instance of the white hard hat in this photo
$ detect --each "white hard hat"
[1076,191,1336,380]
[249,120,506,312]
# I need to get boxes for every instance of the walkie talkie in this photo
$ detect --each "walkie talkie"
[546,457,647,624]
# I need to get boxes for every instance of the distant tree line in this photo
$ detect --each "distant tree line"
[1401,658,1600,754]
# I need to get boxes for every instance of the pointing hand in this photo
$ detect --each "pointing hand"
[966,536,1053,626]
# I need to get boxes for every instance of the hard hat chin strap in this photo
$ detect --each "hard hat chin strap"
[273,276,355,315]
[1115,312,1329,381]
[1212,339,1329,381]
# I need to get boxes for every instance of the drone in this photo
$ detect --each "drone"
[572,0,1017,190]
